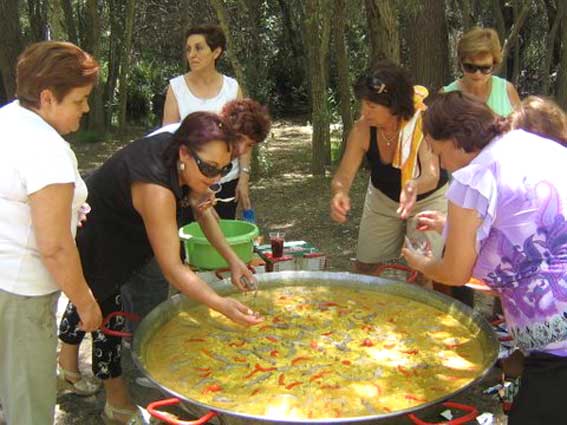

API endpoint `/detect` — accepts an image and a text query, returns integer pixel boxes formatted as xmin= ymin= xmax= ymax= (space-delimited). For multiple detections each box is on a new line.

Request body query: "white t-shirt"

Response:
xmin=0 ymin=101 xmax=87 ymax=296
xmin=169 ymin=74 xmax=240 ymax=182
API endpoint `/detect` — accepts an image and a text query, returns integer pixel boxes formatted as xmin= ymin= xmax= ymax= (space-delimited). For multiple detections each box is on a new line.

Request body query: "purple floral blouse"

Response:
xmin=447 ymin=130 xmax=567 ymax=356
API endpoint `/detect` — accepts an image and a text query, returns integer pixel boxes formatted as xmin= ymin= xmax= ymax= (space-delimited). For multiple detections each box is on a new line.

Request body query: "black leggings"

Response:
xmin=59 ymin=293 xmax=124 ymax=379
xmin=508 ymin=351 xmax=567 ymax=425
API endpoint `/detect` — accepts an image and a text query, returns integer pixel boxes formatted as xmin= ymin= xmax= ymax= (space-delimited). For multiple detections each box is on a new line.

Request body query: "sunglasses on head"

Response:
xmin=462 ymin=62 xmax=493 ymax=75
xmin=368 ymin=76 xmax=388 ymax=94
xmin=190 ymin=149 xmax=233 ymax=178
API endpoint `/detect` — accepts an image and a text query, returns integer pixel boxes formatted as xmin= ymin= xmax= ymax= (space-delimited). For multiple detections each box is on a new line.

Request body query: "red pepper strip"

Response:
xmin=374 ymin=384 xmax=382 ymax=396
xmin=285 ymin=381 xmax=302 ymax=390
xmin=402 ymin=349 xmax=419 ymax=355
xmin=229 ymin=339 xmax=246 ymax=347
xmin=272 ymin=316 xmax=283 ymax=323
xmin=383 ymin=407 xmax=392 ymax=413
xmin=405 ymin=394 xmax=427 ymax=403
xmin=233 ymin=356 xmax=247 ymax=363
xmin=278 ymin=373 xmax=285 ymax=386
xmin=319 ymin=301 xmax=339 ymax=308
xmin=186 ymin=337 xmax=206 ymax=342
xmin=201 ymin=349 xmax=215 ymax=359
xmin=244 ymin=363 xmax=277 ymax=379
xmin=341 ymin=360 xmax=351 ymax=366
xmin=199 ymin=371 xmax=212 ymax=378
xmin=333 ymin=408 xmax=342 ymax=417
xmin=309 ymin=370 xmax=331 ymax=382
xmin=384 ymin=343 xmax=396 ymax=349
xmin=446 ymin=343 xmax=463 ymax=349
xmin=259 ymin=325 xmax=272 ymax=331
xmin=321 ymin=331 xmax=334 ymax=336
xmin=397 ymin=365 xmax=412 ymax=377
xmin=194 ymin=367 xmax=211 ymax=372
xmin=270 ymin=350 xmax=279 ymax=357
xmin=291 ymin=356 xmax=311 ymax=366
xmin=338 ymin=309 xmax=350 ymax=316
xmin=202 ymin=384 xmax=222 ymax=394
xmin=251 ymin=388 xmax=261 ymax=396
xmin=361 ymin=338 xmax=374 ymax=347
xmin=310 ymin=340 xmax=318 ymax=349
xmin=265 ymin=336 xmax=278 ymax=343
xmin=361 ymin=324 xmax=373 ymax=332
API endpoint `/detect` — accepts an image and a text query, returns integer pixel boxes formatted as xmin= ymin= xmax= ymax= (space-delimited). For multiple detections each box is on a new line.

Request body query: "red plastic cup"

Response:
xmin=269 ymin=232 xmax=286 ymax=258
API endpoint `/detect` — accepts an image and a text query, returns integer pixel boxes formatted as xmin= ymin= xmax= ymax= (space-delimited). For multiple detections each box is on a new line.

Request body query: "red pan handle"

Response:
xmin=100 ymin=311 xmax=141 ymax=337
xmin=373 ymin=264 xmax=418 ymax=283
xmin=407 ymin=401 xmax=478 ymax=425
xmin=147 ymin=398 xmax=218 ymax=424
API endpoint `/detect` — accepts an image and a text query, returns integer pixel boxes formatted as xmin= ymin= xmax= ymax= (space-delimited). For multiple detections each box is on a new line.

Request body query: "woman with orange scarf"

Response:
xmin=330 ymin=62 xmax=448 ymax=275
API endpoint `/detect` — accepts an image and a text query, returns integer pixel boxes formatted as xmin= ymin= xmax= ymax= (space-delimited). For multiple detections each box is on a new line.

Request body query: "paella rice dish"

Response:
xmin=144 ymin=286 xmax=485 ymax=419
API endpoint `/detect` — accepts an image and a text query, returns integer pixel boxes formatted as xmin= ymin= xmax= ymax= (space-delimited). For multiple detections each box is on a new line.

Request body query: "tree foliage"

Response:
xmin=0 ymin=0 xmax=566 ymax=170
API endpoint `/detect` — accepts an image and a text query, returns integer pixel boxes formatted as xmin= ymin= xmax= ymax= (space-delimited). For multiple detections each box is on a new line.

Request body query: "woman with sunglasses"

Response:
xmin=57 ymin=111 xmax=263 ymax=424
xmin=330 ymin=62 xmax=448 ymax=277
xmin=442 ymin=27 xmax=520 ymax=116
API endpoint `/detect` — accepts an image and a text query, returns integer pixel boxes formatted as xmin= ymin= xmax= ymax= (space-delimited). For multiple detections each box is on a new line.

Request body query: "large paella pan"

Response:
xmin=131 ymin=271 xmax=499 ymax=424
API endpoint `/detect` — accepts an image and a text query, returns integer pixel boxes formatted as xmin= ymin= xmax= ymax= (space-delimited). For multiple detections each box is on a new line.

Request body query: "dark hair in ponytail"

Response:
xmin=423 ymin=91 xmax=508 ymax=152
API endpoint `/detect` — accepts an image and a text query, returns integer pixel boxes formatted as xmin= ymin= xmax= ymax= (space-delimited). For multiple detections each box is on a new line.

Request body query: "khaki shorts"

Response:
xmin=356 ymin=182 xmax=448 ymax=264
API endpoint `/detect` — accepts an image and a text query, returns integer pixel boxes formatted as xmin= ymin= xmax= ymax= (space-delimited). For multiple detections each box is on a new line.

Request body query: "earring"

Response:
xmin=178 ymin=161 xmax=185 ymax=171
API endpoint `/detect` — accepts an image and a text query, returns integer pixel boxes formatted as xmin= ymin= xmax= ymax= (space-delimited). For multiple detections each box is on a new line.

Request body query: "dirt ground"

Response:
xmin=5 ymin=121 xmax=509 ymax=424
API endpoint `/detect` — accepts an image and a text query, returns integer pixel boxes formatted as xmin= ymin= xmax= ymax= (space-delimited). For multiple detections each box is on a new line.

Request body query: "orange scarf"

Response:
xmin=392 ymin=85 xmax=429 ymax=188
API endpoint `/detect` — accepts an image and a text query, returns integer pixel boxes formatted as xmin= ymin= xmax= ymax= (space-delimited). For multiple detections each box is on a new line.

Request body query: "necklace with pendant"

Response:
xmin=380 ymin=128 xmax=397 ymax=147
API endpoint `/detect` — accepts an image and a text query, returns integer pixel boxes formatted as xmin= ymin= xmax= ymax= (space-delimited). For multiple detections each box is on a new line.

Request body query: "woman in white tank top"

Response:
xmin=162 ymin=24 xmax=250 ymax=219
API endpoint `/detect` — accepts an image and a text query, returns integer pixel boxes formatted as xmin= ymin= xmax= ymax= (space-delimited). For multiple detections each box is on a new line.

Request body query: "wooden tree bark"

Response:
xmin=364 ymin=0 xmax=400 ymax=65
xmin=557 ymin=9 xmax=567 ymax=109
xmin=333 ymin=0 xmax=353 ymax=154
xmin=27 ymin=0 xmax=49 ymax=41
xmin=104 ymin=0 xmax=123 ymax=128
xmin=407 ymin=0 xmax=449 ymax=91
xmin=497 ymin=2 xmax=530 ymax=75
xmin=60 ymin=0 xmax=78 ymax=44
xmin=117 ymin=0 xmax=136 ymax=133
xmin=0 ymin=0 xmax=25 ymax=101
xmin=85 ymin=0 xmax=105 ymax=134
xmin=458 ymin=0 xmax=473 ymax=29
xmin=210 ymin=0 xmax=250 ymax=96
xmin=542 ymin=1 xmax=565 ymax=95
xmin=304 ymin=0 xmax=332 ymax=175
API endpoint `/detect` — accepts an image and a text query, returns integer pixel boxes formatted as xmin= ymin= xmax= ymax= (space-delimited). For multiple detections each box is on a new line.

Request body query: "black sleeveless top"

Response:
xmin=76 ymin=132 xmax=189 ymax=301
xmin=365 ymin=127 xmax=448 ymax=202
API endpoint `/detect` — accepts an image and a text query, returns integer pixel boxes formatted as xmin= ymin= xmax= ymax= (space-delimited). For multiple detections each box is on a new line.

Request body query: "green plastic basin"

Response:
xmin=178 ymin=219 xmax=259 ymax=270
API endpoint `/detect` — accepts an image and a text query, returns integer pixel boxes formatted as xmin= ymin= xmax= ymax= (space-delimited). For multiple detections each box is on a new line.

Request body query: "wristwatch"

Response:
xmin=241 ymin=166 xmax=251 ymax=174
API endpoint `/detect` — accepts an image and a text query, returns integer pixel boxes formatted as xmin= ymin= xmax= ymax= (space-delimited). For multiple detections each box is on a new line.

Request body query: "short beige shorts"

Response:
xmin=356 ymin=181 xmax=448 ymax=264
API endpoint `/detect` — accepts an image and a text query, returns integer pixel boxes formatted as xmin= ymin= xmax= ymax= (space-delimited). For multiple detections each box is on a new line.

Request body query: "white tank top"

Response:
xmin=169 ymin=74 xmax=240 ymax=183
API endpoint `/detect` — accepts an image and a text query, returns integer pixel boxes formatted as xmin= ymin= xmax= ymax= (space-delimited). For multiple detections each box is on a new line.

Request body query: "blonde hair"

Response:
xmin=457 ymin=27 xmax=502 ymax=65
xmin=509 ymin=96 xmax=567 ymax=146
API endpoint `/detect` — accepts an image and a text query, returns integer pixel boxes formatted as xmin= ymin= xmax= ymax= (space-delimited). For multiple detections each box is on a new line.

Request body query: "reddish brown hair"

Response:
xmin=16 ymin=41 xmax=99 ymax=109
xmin=185 ymin=24 xmax=226 ymax=64
xmin=164 ymin=111 xmax=237 ymax=167
xmin=423 ymin=91 xmax=508 ymax=152
xmin=509 ymin=96 xmax=567 ymax=146
xmin=221 ymin=98 xmax=271 ymax=144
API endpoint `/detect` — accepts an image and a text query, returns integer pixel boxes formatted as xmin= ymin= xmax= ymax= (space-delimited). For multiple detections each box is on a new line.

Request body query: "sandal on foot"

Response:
xmin=101 ymin=403 xmax=138 ymax=425
xmin=57 ymin=364 xmax=101 ymax=396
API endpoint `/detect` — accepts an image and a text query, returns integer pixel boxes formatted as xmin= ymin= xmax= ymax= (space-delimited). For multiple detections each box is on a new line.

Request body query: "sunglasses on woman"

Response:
xmin=462 ymin=62 xmax=493 ymax=75
xmin=190 ymin=149 xmax=233 ymax=178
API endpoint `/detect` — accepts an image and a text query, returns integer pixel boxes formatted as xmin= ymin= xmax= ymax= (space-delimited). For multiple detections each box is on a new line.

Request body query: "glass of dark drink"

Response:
xmin=269 ymin=232 xmax=286 ymax=258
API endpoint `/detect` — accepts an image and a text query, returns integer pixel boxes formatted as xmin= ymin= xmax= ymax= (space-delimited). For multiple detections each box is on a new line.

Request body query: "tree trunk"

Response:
xmin=85 ymin=0 xmax=105 ymax=134
xmin=27 ymin=0 xmax=49 ymax=41
xmin=333 ymin=0 xmax=353 ymax=155
xmin=0 ymin=0 xmax=24 ymax=101
xmin=407 ymin=0 xmax=449 ymax=92
xmin=493 ymin=0 xmax=507 ymax=75
xmin=104 ymin=0 xmax=123 ymax=128
xmin=60 ymin=0 xmax=78 ymax=44
xmin=210 ymin=0 xmax=250 ymax=96
xmin=304 ymin=0 xmax=332 ymax=175
xmin=458 ymin=0 xmax=473 ymax=29
xmin=543 ymin=1 xmax=564 ymax=95
xmin=364 ymin=0 xmax=400 ymax=65
xmin=497 ymin=2 xmax=530 ymax=75
xmin=117 ymin=0 xmax=136 ymax=134
xmin=557 ymin=9 xmax=567 ymax=109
